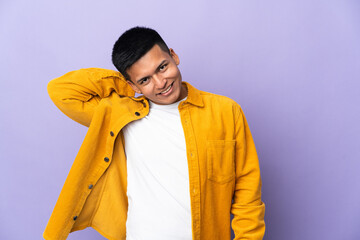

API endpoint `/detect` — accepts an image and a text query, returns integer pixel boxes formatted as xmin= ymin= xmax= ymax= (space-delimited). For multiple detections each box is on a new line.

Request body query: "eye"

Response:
xmin=159 ymin=64 xmax=168 ymax=71
xmin=139 ymin=77 xmax=149 ymax=85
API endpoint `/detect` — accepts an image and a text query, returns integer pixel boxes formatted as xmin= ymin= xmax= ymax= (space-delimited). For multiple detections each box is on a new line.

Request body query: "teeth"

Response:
xmin=161 ymin=83 xmax=172 ymax=94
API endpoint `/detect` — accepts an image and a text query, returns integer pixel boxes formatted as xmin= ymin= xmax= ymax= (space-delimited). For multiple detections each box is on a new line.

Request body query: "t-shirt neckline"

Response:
xmin=149 ymin=97 xmax=188 ymax=110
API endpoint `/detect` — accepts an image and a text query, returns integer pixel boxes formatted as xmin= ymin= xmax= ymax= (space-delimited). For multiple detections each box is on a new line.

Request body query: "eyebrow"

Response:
xmin=136 ymin=60 xmax=168 ymax=84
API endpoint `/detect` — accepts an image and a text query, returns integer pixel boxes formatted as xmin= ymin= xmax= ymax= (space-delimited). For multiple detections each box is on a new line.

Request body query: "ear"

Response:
xmin=169 ymin=48 xmax=180 ymax=65
xmin=127 ymin=80 xmax=142 ymax=94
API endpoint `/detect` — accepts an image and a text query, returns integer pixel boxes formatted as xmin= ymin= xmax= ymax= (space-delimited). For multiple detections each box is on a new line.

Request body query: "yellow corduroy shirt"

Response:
xmin=44 ymin=68 xmax=265 ymax=240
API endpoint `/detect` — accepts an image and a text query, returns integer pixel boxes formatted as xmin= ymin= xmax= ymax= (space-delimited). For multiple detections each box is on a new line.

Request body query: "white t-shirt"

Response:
xmin=122 ymin=98 xmax=192 ymax=240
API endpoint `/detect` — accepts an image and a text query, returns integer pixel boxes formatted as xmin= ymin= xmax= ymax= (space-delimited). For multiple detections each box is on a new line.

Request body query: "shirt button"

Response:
xmin=73 ymin=216 xmax=78 ymax=221
xmin=190 ymin=153 xmax=193 ymax=157
xmin=88 ymin=184 xmax=93 ymax=189
xmin=110 ymin=131 xmax=114 ymax=137
xmin=135 ymin=112 xmax=140 ymax=116
xmin=193 ymin=189 xmax=196 ymax=194
xmin=104 ymin=157 xmax=110 ymax=162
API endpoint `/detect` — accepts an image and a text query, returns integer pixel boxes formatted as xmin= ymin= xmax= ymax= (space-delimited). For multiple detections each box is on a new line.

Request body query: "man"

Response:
xmin=44 ymin=27 xmax=265 ymax=240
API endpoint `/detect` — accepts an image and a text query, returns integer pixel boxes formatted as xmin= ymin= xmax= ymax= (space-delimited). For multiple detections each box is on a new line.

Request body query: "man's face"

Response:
xmin=126 ymin=44 xmax=187 ymax=105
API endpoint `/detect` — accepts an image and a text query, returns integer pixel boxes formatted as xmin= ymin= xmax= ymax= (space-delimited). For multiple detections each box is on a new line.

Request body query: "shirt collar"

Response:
xmin=182 ymin=81 xmax=204 ymax=107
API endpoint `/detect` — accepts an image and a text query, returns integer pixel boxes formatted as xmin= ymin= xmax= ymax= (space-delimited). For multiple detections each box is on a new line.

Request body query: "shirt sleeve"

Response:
xmin=47 ymin=68 xmax=134 ymax=127
xmin=230 ymin=105 xmax=265 ymax=239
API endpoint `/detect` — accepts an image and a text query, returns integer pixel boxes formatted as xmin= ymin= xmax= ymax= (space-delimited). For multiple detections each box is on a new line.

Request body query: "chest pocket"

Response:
xmin=206 ymin=140 xmax=236 ymax=184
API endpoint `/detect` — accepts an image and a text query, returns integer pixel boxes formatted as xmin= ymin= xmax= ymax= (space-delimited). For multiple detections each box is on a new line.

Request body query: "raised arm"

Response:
xmin=231 ymin=106 xmax=265 ymax=239
xmin=47 ymin=68 xmax=134 ymax=127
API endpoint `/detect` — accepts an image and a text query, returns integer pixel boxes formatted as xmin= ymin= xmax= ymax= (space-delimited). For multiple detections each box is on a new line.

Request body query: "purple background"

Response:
xmin=1 ymin=0 xmax=359 ymax=239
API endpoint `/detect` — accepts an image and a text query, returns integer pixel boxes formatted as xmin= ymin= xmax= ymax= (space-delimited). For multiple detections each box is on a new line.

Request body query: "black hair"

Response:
xmin=112 ymin=26 xmax=170 ymax=81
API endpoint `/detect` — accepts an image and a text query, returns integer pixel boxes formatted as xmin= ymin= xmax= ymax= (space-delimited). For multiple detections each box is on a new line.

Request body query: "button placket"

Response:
xmin=182 ymin=109 xmax=201 ymax=238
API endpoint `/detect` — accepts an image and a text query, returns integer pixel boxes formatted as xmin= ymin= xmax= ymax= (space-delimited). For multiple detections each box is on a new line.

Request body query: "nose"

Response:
xmin=153 ymin=74 xmax=167 ymax=89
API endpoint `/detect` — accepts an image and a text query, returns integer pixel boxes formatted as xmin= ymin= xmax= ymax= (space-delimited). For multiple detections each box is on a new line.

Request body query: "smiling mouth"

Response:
xmin=158 ymin=82 xmax=174 ymax=95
